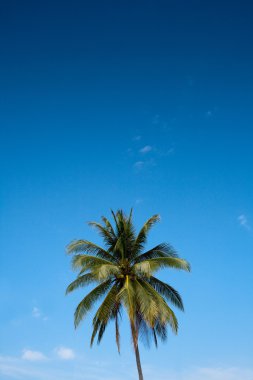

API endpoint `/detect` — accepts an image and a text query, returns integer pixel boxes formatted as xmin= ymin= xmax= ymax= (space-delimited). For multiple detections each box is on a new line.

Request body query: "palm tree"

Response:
xmin=66 ymin=210 xmax=190 ymax=380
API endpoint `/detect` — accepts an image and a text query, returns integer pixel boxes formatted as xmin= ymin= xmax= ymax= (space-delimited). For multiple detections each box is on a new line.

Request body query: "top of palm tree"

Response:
xmin=66 ymin=209 xmax=190 ymax=352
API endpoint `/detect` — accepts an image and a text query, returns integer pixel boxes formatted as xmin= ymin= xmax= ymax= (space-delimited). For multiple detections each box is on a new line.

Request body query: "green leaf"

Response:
xmin=88 ymin=222 xmax=116 ymax=247
xmin=142 ymin=257 xmax=191 ymax=273
xmin=66 ymin=273 xmax=96 ymax=294
xmin=137 ymin=280 xmax=178 ymax=333
xmin=133 ymin=215 xmax=160 ymax=256
xmin=90 ymin=284 xmax=120 ymax=346
xmin=74 ymin=280 xmax=113 ymax=328
xmin=148 ymin=276 xmax=184 ymax=311
xmin=133 ymin=243 xmax=178 ymax=264
xmin=71 ymin=255 xmax=118 ymax=271
xmin=67 ymin=240 xmax=116 ymax=263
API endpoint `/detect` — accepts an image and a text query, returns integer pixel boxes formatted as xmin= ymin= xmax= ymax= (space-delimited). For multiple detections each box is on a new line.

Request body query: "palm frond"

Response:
xmin=133 ymin=214 xmax=160 ymax=256
xmin=101 ymin=216 xmax=117 ymax=237
xmin=137 ymin=317 xmax=152 ymax=348
xmin=66 ymin=273 xmax=96 ymax=294
xmin=133 ymin=243 xmax=178 ymax=264
xmin=71 ymin=255 xmax=118 ymax=272
xmin=111 ymin=209 xmax=120 ymax=234
xmin=154 ymin=321 xmax=168 ymax=342
xmin=147 ymin=276 xmax=184 ymax=310
xmin=133 ymin=261 xmax=152 ymax=278
xmin=117 ymin=276 xmax=136 ymax=319
xmin=137 ymin=279 xmax=178 ymax=333
xmin=134 ymin=280 xmax=160 ymax=326
xmin=92 ymin=264 xmax=120 ymax=280
xmin=90 ymin=284 xmax=120 ymax=346
xmin=74 ymin=280 xmax=113 ymax=328
xmin=67 ymin=240 xmax=116 ymax=263
xmin=141 ymin=257 xmax=191 ymax=273
xmin=88 ymin=222 xmax=116 ymax=247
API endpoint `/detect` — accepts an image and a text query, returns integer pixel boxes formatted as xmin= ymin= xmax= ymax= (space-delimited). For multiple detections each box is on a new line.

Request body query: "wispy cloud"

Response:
xmin=139 ymin=145 xmax=152 ymax=154
xmin=133 ymin=161 xmax=145 ymax=171
xmin=32 ymin=307 xmax=48 ymax=321
xmin=132 ymin=135 xmax=141 ymax=141
xmin=133 ymin=159 xmax=156 ymax=172
xmin=55 ymin=347 xmax=75 ymax=360
xmin=134 ymin=198 xmax=143 ymax=205
xmin=1 ymin=355 xmax=252 ymax=380
xmin=22 ymin=350 xmax=47 ymax=362
xmin=238 ymin=214 xmax=251 ymax=230
xmin=0 ymin=354 xmax=131 ymax=380
xmin=32 ymin=307 xmax=41 ymax=318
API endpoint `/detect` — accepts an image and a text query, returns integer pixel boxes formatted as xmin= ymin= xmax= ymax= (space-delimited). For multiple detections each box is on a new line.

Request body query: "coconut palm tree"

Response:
xmin=66 ymin=210 xmax=190 ymax=380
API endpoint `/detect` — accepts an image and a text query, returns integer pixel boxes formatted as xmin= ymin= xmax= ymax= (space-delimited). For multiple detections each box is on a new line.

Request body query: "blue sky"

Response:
xmin=1 ymin=1 xmax=253 ymax=379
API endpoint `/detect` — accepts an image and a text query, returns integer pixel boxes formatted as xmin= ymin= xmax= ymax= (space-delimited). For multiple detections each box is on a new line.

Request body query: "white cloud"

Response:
xmin=133 ymin=159 xmax=156 ymax=172
xmin=22 ymin=350 xmax=47 ymax=361
xmin=238 ymin=214 xmax=251 ymax=230
xmin=1 ymin=355 xmax=253 ymax=380
xmin=133 ymin=161 xmax=144 ymax=170
xmin=133 ymin=135 xmax=141 ymax=141
xmin=139 ymin=145 xmax=152 ymax=154
xmin=55 ymin=347 xmax=75 ymax=360
xmin=32 ymin=307 xmax=41 ymax=318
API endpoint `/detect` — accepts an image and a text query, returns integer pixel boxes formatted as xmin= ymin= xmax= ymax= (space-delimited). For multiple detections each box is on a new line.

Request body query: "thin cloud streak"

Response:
xmin=32 ymin=307 xmax=41 ymax=318
xmin=1 ymin=355 xmax=252 ymax=380
xmin=238 ymin=214 xmax=251 ymax=230
xmin=139 ymin=145 xmax=152 ymax=154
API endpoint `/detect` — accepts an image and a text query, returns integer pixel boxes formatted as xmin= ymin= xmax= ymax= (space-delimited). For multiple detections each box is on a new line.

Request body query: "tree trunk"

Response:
xmin=131 ymin=322 xmax=144 ymax=380
xmin=134 ymin=342 xmax=144 ymax=380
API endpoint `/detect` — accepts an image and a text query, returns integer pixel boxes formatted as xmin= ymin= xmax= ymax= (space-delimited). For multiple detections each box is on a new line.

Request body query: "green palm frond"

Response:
xmin=101 ymin=216 xmax=117 ymax=237
xmin=134 ymin=280 xmax=160 ymax=326
xmin=74 ymin=279 xmax=113 ymax=328
xmin=141 ymin=257 xmax=191 ymax=273
xmin=90 ymin=284 xmax=120 ymax=346
xmin=154 ymin=321 xmax=168 ymax=342
xmin=113 ymin=234 xmax=125 ymax=260
xmin=111 ymin=209 xmax=121 ymax=234
xmin=133 ymin=261 xmax=152 ymax=278
xmin=147 ymin=276 xmax=184 ymax=311
xmin=137 ymin=280 xmax=178 ymax=333
xmin=117 ymin=276 xmax=136 ymax=319
xmin=67 ymin=240 xmax=116 ymax=262
xmin=92 ymin=264 xmax=121 ymax=280
xmin=137 ymin=317 xmax=153 ymax=348
xmin=71 ymin=254 xmax=118 ymax=272
xmin=88 ymin=222 xmax=116 ymax=247
xmin=133 ymin=243 xmax=178 ymax=264
xmin=133 ymin=214 xmax=160 ymax=256
xmin=66 ymin=273 xmax=96 ymax=294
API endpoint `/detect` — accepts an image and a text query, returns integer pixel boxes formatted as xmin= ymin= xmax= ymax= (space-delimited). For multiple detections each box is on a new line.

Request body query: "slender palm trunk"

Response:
xmin=134 ymin=342 xmax=144 ymax=380
xmin=131 ymin=321 xmax=144 ymax=380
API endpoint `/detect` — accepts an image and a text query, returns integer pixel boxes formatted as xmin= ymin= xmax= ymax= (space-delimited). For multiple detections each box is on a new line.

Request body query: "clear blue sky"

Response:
xmin=1 ymin=1 xmax=253 ymax=379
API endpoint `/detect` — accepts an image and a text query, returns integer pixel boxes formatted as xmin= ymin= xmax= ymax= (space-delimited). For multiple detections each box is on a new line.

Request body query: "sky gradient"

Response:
xmin=1 ymin=1 xmax=253 ymax=379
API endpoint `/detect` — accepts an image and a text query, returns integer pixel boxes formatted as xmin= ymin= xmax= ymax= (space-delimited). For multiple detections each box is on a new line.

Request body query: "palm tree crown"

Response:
xmin=66 ymin=210 xmax=190 ymax=380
